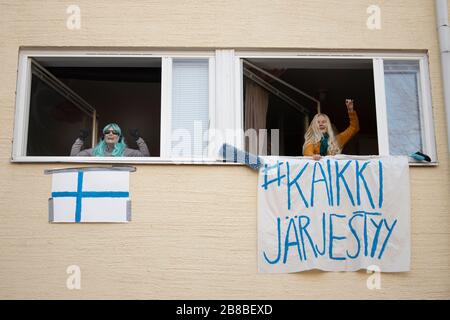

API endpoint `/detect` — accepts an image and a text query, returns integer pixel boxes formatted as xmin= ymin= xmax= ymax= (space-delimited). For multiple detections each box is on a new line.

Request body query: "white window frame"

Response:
xmin=11 ymin=49 xmax=231 ymax=164
xmin=12 ymin=50 xmax=438 ymax=166
xmin=235 ymin=51 xmax=438 ymax=166
xmin=160 ymin=56 xmax=216 ymax=160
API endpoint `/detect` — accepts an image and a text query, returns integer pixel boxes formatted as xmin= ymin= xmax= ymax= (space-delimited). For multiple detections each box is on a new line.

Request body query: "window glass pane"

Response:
xmin=384 ymin=60 xmax=422 ymax=155
xmin=171 ymin=59 xmax=209 ymax=158
xmin=27 ymin=73 xmax=92 ymax=156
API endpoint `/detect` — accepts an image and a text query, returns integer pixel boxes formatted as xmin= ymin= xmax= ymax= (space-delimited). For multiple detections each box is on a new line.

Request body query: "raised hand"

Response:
xmin=345 ymin=99 xmax=354 ymax=112
xmin=129 ymin=128 xmax=140 ymax=141
xmin=78 ymin=129 xmax=89 ymax=141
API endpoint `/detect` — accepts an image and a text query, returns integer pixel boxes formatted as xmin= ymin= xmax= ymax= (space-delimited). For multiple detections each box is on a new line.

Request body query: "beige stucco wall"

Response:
xmin=0 ymin=0 xmax=449 ymax=299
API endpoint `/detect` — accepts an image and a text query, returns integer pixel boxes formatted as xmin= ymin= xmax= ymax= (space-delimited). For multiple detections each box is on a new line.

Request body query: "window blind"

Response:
xmin=171 ymin=59 xmax=209 ymax=158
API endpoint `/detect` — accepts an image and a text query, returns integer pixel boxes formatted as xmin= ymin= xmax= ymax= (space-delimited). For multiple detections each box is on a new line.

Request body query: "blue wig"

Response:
xmin=93 ymin=123 xmax=127 ymax=157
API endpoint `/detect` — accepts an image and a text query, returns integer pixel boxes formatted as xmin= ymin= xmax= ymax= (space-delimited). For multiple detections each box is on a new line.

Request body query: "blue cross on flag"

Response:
xmin=47 ymin=167 xmax=134 ymax=223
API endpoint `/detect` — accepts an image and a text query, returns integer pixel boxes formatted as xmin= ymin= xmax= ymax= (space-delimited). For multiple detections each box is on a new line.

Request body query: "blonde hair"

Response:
xmin=303 ymin=113 xmax=341 ymax=155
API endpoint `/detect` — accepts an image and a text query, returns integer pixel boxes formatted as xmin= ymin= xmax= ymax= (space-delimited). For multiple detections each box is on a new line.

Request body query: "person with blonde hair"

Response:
xmin=303 ymin=99 xmax=359 ymax=160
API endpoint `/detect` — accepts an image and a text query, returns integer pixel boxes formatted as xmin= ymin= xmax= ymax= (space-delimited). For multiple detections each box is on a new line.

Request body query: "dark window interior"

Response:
xmin=27 ymin=61 xmax=161 ymax=156
xmin=243 ymin=59 xmax=378 ymax=156
xmin=27 ymin=73 xmax=92 ymax=156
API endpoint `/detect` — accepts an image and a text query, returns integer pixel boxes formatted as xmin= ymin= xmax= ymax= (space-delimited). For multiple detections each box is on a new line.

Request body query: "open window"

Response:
xmin=25 ymin=56 xmax=161 ymax=157
xmin=13 ymin=51 xmax=215 ymax=162
xmin=13 ymin=50 xmax=436 ymax=164
xmin=240 ymin=55 xmax=436 ymax=164
xmin=28 ymin=60 xmax=98 ymax=156
xmin=243 ymin=58 xmax=377 ymax=156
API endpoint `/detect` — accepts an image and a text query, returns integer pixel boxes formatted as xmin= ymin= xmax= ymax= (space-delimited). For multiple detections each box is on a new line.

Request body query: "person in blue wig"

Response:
xmin=70 ymin=123 xmax=150 ymax=157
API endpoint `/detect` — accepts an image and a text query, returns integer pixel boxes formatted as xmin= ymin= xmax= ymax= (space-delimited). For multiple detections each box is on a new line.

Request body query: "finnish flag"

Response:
xmin=47 ymin=167 xmax=134 ymax=223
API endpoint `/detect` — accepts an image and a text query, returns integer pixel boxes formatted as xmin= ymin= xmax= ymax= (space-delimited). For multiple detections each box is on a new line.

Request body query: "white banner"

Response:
xmin=258 ymin=156 xmax=410 ymax=273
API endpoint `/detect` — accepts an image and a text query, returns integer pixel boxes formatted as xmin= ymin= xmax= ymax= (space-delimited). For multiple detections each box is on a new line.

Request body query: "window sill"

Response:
xmin=408 ymin=161 xmax=439 ymax=167
xmin=10 ymin=156 xmax=244 ymax=166
xmin=10 ymin=155 xmax=438 ymax=167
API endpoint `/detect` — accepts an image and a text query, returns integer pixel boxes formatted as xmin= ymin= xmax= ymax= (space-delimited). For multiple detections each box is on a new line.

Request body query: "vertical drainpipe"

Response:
xmin=435 ymin=0 xmax=450 ymax=153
